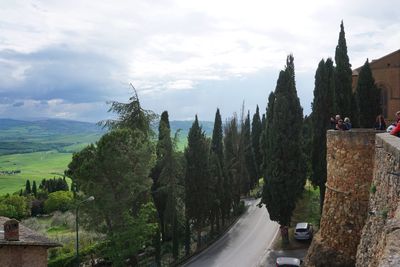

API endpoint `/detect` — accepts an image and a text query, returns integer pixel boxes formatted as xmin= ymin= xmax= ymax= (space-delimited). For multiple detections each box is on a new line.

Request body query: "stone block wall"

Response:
xmin=304 ymin=129 xmax=376 ymax=267
xmin=356 ymin=133 xmax=400 ymax=267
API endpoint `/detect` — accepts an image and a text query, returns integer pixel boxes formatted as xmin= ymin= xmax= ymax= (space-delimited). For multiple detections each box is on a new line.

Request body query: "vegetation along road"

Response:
xmin=183 ymin=198 xmax=278 ymax=267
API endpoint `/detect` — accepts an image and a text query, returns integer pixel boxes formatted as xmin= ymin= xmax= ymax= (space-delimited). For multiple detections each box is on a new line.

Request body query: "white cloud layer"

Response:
xmin=0 ymin=0 xmax=399 ymax=121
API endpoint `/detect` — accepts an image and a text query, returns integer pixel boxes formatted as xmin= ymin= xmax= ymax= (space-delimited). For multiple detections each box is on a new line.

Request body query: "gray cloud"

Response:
xmin=0 ymin=46 xmax=125 ymax=103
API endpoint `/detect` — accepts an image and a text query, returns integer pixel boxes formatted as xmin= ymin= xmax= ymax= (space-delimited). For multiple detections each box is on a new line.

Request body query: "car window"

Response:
xmin=296 ymin=228 xmax=307 ymax=232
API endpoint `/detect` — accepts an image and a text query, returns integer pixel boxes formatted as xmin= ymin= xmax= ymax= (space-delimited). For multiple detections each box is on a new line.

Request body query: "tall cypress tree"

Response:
xmin=185 ymin=115 xmax=211 ymax=250
xmin=355 ymin=59 xmax=381 ymax=128
xmin=311 ymin=58 xmax=336 ymax=213
xmin=261 ymin=55 xmax=306 ymax=243
xmin=32 ymin=181 xmax=37 ymax=197
xmin=210 ymin=109 xmax=224 ymax=232
xmin=251 ymin=106 xmax=262 ymax=182
xmin=224 ymin=117 xmax=239 ymax=212
xmin=25 ymin=180 xmax=31 ymax=195
xmin=151 ymin=111 xmax=170 ymax=239
xmin=334 ymin=21 xmax=352 ymax=117
xmin=261 ymin=92 xmax=275 ymax=178
xmin=244 ymin=112 xmax=258 ymax=189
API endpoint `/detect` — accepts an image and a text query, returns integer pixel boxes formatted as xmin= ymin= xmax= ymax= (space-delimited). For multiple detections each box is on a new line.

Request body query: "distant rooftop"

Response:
xmin=0 ymin=217 xmax=60 ymax=247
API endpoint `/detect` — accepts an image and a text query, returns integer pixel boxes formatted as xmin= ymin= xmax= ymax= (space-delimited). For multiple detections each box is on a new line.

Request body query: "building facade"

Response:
xmin=0 ymin=217 xmax=60 ymax=267
xmin=352 ymin=49 xmax=400 ymax=121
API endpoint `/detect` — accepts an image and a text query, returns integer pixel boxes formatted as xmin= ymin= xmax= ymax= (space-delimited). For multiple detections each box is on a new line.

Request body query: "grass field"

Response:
xmin=0 ymin=151 xmax=73 ymax=195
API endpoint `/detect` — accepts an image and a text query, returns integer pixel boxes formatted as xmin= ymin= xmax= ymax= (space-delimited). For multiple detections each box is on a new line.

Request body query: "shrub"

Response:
xmin=44 ymin=191 xmax=74 ymax=213
xmin=31 ymin=199 xmax=45 ymax=216
xmin=0 ymin=195 xmax=30 ymax=220
xmin=234 ymin=200 xmax=246 ymax=216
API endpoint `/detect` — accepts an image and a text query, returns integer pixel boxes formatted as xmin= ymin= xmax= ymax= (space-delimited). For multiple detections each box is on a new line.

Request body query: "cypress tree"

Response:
xmin=261 ymin=92 xmax=275 ymax=177
xmin=151 ymin=111 xmax=170 ymax=239
xmin=25 ymin=180 xmax=31 ymax=195
xmin=32 ymin=181 xmax=37 ymax=197
xmin=334 ymin=21 xmax=353 ymax=117
xmin=224 ymin=116 xmax=240 ymax=211
xmin=210 ymin=109 xmax=224 ymax=233
xmin=355 ymin=59 xmax=381 ymax=127
xmin=261 ymin=55 xmax=306 ymax=243
xmin=185 ymin=115 xmax=211 ymax=250
xmin=251 ymin=105 xmax=262 ymax=182
xmin=244 ymin=112 xmax=258 ymax=189
xmin=311 ymin=58 xmax=336 ymax=212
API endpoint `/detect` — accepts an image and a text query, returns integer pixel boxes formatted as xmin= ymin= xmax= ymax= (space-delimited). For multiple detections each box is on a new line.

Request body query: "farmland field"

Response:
xmin=0 ymin=118 xmax=212 ymax=195
xmin=0 ymin=151 xmax=73 ymax=195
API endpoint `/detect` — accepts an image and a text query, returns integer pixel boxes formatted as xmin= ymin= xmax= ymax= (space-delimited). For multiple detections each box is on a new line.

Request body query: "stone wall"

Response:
xmin=0 ymin=246 xmax=48 ymax=267
xmin=356 ymin=133 xmax=400 ymax=266
xmin=304 ymin=129 xmax=377 ymax=267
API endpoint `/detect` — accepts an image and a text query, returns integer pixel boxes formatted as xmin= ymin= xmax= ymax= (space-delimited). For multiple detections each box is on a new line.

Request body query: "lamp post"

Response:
xmin=76 ymin=196 xmax=94 ymax=267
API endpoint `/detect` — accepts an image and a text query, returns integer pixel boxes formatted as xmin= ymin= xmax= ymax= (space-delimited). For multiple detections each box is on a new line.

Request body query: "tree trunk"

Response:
xmin=197 ymin=228 xmax=202 ymax=250
xmin=216 ymin=206 xmax=220 ymax=233
xmin=210 ymin=210 xmax=215 ymax=237
xmin=280 ymin=225 xmax=289 ymax=245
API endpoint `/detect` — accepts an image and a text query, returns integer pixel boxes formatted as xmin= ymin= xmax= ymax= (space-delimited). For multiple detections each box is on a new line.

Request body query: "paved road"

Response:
xmin=182 ymin=199 xmax=279 ymax=267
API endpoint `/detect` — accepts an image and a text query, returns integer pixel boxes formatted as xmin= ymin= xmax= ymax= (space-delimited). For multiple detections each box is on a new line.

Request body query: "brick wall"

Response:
xmin=0 ymin=246 xmax=48 ymax=267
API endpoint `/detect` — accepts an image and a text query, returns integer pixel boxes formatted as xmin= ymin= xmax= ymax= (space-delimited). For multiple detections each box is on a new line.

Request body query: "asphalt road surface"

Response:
xmin=182 ymin=199 xmax=279 ymax=267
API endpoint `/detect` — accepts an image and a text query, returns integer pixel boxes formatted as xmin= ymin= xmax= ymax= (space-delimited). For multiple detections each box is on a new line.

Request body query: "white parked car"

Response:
xmin=276 ymin=257 xmax=302 ymax=267
xmin=294 ymin=222 xmax=313 ymax=240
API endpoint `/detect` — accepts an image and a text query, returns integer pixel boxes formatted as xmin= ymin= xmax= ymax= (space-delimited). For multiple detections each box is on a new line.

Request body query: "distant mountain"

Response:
xmin=0 ymin=119 xmax=104 ymax=155
xmin=0 ymin=118 xmax=214 ymax=155
xmin=0 ymin=118 xmax=103 ymax=135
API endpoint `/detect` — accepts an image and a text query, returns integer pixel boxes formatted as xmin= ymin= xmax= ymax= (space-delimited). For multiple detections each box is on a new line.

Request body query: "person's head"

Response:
xmin=338 ymin=119 xmax=343 ymax=125
xmin=335 ymin=114 xmax=341 ymax=121
xmin=396 ymin=111 xmax=400 ymax=119
xmin=344 ymin=117 xmax=350 ymax=123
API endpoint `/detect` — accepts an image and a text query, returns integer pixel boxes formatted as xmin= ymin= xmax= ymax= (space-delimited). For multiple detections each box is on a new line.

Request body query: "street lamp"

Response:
xmin=76 ymin=196 xmax=94 ymax=267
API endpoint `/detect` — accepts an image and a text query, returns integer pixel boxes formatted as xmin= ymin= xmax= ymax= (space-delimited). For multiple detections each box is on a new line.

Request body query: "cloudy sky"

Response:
xmin=0 ymin=0 xmax=399 ymax=122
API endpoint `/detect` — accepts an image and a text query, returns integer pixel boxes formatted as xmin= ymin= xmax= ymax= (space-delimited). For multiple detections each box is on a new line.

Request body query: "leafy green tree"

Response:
xmin=355 ymin=59 xmax=381 ymax=127
xmin=44 ymin=191 xmax=74 ymax=213
xmin=98 ymin=84 xmax=157 ymax=136
xmin=0 ymin=195 xmax=30 ymax=220
xmin=67 ymin=129 xmax=156 ymax=265
xmin=251 ymin=105 xmax=262 ymax=182
xmin=311 ymin=58 xmax=336 ymax=212
xmin=185 ymin=115 xmax=211 ymax=250
xmin=25 ymin=180 xmax=31 ymax=195
xmin=334 ymin=21 xmax=353 ymax=117
xmin=261 ymin=55 xmax=306 ymax=243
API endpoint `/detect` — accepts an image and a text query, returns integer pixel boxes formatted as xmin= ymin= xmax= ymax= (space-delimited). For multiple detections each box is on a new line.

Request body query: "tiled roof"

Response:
xmin=0 ymin=217 xmax=60 ymax=248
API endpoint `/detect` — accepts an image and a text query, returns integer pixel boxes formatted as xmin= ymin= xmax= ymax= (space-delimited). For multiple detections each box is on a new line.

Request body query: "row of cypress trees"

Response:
xmin=311 ymin=21 xmax=382 ymax=211
xmin=151 ymin=106 xmax=265 ymax=259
